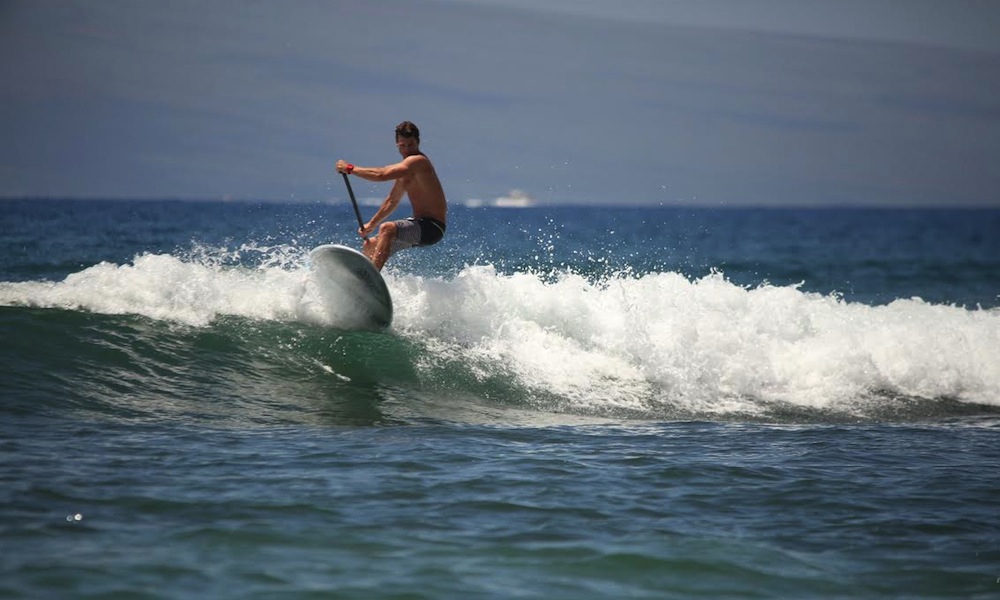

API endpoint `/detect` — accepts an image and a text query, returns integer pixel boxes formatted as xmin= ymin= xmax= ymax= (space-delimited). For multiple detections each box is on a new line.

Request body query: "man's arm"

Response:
xmin=337 ymin=156 xmax=422 ymax=182
xmin=359 ymin=179 xmax=406 ymax=237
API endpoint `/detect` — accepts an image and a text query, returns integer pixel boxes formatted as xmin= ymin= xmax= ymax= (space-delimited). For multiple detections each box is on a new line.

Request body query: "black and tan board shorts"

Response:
xmin=388 ymin=217 xmax=446 ymax=256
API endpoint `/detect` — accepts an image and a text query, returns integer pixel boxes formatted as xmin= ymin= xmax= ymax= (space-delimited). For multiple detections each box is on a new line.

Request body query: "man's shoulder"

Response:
xmin=402 ymin=153 xmax=433 ymax=172
xmin=404 ymin=152 xmax=432 ymax=164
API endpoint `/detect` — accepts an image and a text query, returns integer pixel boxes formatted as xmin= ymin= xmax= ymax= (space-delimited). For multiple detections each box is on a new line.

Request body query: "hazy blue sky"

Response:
xmin=2 ymin=0 xmax=999 ymax=206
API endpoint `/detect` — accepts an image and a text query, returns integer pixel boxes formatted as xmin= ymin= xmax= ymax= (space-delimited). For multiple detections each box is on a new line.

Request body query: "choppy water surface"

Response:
xmin=2 ymin=200 xmax=998 ymax=598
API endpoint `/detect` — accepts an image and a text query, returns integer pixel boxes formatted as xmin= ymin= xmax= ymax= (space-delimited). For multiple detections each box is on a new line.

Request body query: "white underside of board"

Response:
xmin=309 ymin=244 xmax=392 ymax=330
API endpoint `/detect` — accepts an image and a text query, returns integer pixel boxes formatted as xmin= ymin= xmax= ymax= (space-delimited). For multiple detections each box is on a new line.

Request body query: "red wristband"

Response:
xmin=345 ymin=163 xmax=355 ymax=174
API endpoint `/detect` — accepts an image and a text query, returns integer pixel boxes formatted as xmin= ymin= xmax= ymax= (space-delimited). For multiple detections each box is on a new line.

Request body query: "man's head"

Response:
xmin=395 ymin=121 xmax=420 ymax=156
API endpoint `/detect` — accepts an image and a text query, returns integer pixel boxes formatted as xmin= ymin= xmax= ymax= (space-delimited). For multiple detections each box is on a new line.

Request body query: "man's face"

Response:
xmin=396 ymin=136 xmax=419 ymax=157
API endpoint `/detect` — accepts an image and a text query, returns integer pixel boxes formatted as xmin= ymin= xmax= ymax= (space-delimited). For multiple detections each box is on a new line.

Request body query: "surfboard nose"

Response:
xmin=309 ymin=244 xmax=393 ymax=331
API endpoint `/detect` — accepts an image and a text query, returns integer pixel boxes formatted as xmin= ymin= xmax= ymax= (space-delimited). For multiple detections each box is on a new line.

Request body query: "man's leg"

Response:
xmin=370 ymin=221 xmax=398 ymax=271
xmin=361 ymin=237 xmax=377 ymax=261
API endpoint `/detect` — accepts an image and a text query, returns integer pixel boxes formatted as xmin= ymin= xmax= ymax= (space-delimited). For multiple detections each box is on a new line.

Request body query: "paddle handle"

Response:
xmin=342 ymin=172 xmax=364 ymax=231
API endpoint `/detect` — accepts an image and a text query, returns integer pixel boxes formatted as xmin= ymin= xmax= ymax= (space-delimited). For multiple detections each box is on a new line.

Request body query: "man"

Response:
xmin=335 ymin=121 xmax=447 ymax=271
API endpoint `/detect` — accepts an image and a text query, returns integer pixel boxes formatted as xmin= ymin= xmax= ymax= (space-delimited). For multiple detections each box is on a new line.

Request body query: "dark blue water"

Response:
xmin=2 ymin=199 xmax=999 ymax=598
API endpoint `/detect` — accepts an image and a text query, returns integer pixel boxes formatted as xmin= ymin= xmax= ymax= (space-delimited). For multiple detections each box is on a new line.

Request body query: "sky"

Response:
xmin=2 ymin=0 xmax=999 ymax=207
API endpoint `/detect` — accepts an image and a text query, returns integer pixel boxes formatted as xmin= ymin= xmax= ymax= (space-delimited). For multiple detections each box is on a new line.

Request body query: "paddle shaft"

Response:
xmin=342 ymin=173 xmax=364 ymax=231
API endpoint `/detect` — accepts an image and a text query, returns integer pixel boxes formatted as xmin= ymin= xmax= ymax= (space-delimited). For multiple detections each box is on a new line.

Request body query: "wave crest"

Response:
xmin=2 ymin=249 xmax=998 ymax=417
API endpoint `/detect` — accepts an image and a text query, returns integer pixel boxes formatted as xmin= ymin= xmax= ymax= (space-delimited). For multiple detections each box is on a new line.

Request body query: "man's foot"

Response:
xmin=361 ymin=237 xmax=376 ymax=261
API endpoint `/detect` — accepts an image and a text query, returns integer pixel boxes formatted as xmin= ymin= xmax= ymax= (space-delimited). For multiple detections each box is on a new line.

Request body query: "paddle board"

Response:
xmin=309 ymin=244 xmax=392 ymax=330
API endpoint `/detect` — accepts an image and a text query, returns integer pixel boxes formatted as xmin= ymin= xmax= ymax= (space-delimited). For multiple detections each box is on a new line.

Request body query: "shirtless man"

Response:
xmin=335 ymin=121 xmax=447 ymax=271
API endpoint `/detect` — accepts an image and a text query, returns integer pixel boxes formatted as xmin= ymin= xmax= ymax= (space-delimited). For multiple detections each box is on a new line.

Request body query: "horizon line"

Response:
xmin=1 ymin=196 xmax=997 ymax=210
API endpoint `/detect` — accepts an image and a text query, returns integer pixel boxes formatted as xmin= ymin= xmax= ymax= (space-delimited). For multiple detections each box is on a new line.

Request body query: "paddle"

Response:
xmin=342 ymin=172 xmax=364 ymax=231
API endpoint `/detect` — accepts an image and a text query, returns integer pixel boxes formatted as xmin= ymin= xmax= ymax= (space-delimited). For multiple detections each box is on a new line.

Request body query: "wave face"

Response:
xmin=2 ymin=240 xmax=997 ymax=425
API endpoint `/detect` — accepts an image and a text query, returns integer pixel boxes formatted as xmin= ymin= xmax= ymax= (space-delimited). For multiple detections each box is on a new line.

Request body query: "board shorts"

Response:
xmin=388 ymin=217 xmax=446 ymax=256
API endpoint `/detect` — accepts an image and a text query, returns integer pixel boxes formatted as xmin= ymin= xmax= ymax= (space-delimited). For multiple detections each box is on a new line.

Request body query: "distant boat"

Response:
xmin=461 ymin=189 xmax=537 ymax=208
xmin=493 ymin=189 xmax=535 ymax=208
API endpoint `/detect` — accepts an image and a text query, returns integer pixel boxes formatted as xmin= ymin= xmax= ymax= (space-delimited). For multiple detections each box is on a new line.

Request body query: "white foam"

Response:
xmin=390 ymin=265 xmax=1000 ymax=413
xmin=0 ymin=249 xmax=312 ymax=327
xmin=2 ymin=250 xmax=998 ymax=413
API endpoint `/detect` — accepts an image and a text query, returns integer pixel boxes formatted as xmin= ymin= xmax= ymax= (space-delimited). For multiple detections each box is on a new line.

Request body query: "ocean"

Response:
xmin=1 ymin=199 xmax=999 ymax=599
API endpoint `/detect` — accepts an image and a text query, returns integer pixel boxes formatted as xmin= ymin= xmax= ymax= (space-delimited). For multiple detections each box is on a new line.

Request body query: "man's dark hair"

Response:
xmin=395 ymin=121 xmax=420 ymax=141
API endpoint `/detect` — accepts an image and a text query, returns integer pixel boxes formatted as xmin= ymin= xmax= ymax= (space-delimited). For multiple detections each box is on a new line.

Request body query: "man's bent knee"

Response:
xmin=379 ymin=221 xmax=398 ymax=239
